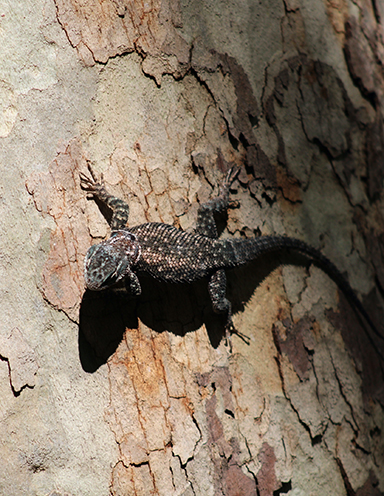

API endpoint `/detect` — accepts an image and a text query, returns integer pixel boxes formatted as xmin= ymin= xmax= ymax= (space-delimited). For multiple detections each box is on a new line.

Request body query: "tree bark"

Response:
xmin=0 ymin=0 xmax=383 ymax=495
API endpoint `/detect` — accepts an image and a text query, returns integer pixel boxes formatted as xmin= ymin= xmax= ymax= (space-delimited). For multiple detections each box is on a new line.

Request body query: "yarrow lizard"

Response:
xmin=80 ymin=166 xmax=383 ymax=350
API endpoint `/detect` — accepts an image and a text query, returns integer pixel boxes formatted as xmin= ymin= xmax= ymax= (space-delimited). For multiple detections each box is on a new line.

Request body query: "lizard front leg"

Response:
xmin=125 ymin=270 xmax=142 ymax=296
xmin=80 ymin=164 xmax=130 ymax=230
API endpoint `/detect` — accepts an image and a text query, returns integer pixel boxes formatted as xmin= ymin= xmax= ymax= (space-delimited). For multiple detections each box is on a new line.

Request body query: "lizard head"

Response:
xmin=84 ymin=230 xmax=141 ymax=291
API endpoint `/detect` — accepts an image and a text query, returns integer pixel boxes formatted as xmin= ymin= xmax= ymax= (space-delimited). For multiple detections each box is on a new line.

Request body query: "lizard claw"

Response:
xmin=218 ymin=166 xmax=241 ymax=202
xmin=80 ymin=163 xmax=105 ymax=195
xmin=224 ymin=322 xmax=251 ymax=352
xmin=224 ymin=166 xmax=241 ymax=188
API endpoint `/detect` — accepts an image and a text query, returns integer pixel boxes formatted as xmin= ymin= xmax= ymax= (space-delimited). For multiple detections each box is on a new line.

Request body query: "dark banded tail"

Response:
xmin=220 ymin=235 xmax=383 ymax=347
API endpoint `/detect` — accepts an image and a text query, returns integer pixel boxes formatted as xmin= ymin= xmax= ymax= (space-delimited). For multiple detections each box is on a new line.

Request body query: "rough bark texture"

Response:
xmin=1 ymin=0 xmax=384 ymax=495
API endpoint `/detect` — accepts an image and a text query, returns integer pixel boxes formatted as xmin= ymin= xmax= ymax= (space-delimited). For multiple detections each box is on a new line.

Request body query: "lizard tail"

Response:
xmin=221 ymin=236 xmax=384 ymax=345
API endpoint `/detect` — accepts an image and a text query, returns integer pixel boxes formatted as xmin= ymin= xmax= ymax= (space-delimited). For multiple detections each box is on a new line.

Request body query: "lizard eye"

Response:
xmin=111 ymin=230 xmax=136 ymax=242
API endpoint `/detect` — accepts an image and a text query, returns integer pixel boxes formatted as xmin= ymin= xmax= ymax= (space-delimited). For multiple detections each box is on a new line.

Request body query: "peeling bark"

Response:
xmin=1 ymin=0 xmax=384 ymax=495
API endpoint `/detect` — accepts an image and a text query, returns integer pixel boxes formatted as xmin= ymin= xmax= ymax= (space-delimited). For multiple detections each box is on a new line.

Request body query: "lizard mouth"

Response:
xmin=84 ymin=258 xmax=131 ymax=291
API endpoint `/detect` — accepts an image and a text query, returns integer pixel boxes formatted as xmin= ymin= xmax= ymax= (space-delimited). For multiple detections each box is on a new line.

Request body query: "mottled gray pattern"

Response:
xmin=80 ymin=167 xmax=382 ymax=347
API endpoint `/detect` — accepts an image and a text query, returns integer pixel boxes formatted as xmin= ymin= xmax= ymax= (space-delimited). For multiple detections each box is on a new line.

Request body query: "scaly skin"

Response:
xmin=80 ymin=166 xmax=383 ymax=351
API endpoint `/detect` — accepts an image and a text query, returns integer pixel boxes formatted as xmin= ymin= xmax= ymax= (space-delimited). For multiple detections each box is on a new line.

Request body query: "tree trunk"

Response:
xmin=1 ymin=0 xmax=383 ymax=494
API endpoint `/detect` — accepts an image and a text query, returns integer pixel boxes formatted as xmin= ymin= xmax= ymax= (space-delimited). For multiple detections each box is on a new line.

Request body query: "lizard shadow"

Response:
xmin=78 ymin=250 xmax=313 ymax=372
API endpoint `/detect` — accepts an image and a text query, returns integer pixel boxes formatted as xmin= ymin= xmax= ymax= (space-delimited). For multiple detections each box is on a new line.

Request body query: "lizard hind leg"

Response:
xmin=208 ymin=269 xmax=250 ymax=350
xmin=195 ymin=167 xmax=240 ymax=238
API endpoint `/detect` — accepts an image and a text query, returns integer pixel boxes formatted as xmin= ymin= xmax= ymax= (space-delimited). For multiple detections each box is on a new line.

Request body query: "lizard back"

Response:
xmin=130 ymin=223 xmax=219 ymax=283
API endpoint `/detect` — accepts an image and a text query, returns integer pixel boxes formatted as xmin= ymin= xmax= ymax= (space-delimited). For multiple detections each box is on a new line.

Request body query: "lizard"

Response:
xmin=80 ymin=165 xmax=383 ymax=351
